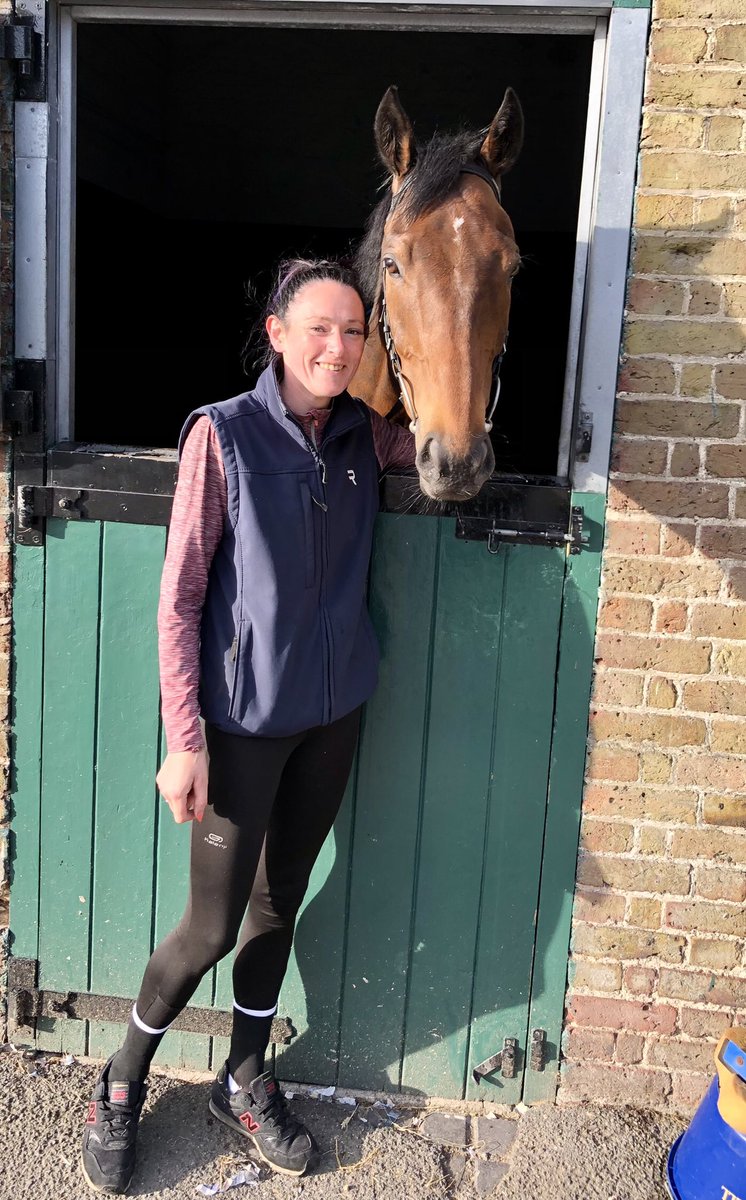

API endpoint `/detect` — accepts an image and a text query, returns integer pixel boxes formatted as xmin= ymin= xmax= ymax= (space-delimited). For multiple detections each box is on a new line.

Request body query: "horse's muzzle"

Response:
xmin=415 ymin=433 xmax=495 ymax=502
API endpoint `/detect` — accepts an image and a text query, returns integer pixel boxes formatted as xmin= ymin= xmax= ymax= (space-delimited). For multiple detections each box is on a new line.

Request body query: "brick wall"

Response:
xmin=560 ymin=0 xmax=746 ymax=1113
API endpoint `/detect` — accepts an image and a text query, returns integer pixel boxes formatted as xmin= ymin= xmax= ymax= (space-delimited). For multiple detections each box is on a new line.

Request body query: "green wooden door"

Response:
xmin=10 ymin=496 xmax=601 ymax=1101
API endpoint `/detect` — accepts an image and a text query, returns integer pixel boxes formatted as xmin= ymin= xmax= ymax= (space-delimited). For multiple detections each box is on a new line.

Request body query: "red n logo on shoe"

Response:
xmin=239 ymin=1111 xmax=260 ymax=1134
xmin=86 ymin=1103 xmax=97 ymax=1125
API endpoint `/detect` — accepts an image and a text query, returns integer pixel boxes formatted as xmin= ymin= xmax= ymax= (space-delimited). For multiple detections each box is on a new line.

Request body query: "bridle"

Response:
xmin=379 ymin=160 xmax=508 ymax=436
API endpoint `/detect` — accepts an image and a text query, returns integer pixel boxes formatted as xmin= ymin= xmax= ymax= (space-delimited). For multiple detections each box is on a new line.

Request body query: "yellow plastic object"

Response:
xmin=716 ymin=1028 xmax=746 ymax=1136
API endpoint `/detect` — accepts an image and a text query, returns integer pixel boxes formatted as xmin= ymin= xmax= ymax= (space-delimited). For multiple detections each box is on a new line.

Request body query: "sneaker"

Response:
xmin=81 ymin=1055 xmax=147 ymax=1194
xmin=209 ymin=1064 xmax=316 ymax=1176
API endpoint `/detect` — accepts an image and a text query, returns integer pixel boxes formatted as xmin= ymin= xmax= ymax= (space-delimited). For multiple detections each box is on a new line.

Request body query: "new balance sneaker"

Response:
xmin=81 ymin=1056 xmax=147 ymax=1194
xmin=209 ymin=1064 xmax=316 ymax=1176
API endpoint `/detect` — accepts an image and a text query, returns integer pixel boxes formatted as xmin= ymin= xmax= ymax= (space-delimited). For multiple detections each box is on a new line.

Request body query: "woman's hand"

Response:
xmin=156 ymin=750 xmax=209 ymax=824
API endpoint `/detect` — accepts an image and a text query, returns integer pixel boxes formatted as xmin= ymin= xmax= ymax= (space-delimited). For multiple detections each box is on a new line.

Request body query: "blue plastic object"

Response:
xmin=667 ymin=1074 xmax=746 ymax=1200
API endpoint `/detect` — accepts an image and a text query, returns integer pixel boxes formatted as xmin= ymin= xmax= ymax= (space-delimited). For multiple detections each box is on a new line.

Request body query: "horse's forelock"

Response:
xmin=355 ymin=129 xmax=488 ymax=306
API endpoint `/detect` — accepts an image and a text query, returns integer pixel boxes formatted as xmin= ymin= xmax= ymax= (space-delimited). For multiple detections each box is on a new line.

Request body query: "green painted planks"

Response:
xmin=400 ymin=529 xmax=510 ymax=1098
xmin=338 ymin=514 xmax=440 ymax=1093
xmin=10 ymin=544 xmax=46 ymax=963
xmin=87 ymin=524 xmax=166 ymax=1061
xmin=465 ymin=546 xmax=565 ymax=1103
xmin=38 ymin=520 xmax=102 ymax=992
xmin=522 ymin=493 xmax=605 ymax=1104
xmin=89 ymin=523 xmax=165 ymax=995
xmin=275 ymin=770 xmax=355 ymax=1086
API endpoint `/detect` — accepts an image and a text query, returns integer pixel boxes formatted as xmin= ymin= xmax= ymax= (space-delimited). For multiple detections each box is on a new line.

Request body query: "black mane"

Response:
xmin=355 ymin=128 xmax=485 ymax=305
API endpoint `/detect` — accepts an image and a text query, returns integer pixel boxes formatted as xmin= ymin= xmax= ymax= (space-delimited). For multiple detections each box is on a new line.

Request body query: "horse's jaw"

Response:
xmin=353 ymin=329 xmax=400 ymax=418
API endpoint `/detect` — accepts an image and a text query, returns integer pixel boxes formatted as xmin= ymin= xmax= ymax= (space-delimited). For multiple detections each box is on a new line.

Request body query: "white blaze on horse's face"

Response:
xmin=382 ymin=175 xmax=520 ymax=502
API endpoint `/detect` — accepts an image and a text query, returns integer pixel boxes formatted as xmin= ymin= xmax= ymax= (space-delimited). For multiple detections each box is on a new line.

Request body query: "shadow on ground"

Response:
xmin=2 ymin=1049 xmax=688 ymax=1200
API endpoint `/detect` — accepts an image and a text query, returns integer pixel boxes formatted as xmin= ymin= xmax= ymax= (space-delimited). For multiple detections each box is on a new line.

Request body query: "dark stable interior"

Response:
xmin=75 ymin=24 xmax=592 ymax=476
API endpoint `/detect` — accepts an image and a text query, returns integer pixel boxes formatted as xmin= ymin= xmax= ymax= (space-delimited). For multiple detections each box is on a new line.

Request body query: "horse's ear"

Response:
xmin=480 ymin=87 xmax=524 ymax=179
xmin=375 ymin=86 xmax=417 ymax=185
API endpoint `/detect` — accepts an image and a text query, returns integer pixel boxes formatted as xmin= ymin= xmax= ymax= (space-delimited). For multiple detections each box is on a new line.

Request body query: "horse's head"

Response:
xmin=358 ymin=87 xmax=523 ymax=502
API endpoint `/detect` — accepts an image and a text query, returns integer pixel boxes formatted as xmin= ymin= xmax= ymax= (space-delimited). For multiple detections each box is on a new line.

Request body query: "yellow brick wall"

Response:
xmin=561 ymin=0 xmax=746 ymax=1112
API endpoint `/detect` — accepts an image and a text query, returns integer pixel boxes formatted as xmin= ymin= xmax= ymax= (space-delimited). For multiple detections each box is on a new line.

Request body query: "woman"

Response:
xmin=81 ymin=259 xmax=415 ymax=1194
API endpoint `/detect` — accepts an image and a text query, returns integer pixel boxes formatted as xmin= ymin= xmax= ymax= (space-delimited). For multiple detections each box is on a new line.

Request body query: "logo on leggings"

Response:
xmin=347 ymin=469 xmax=357 ymax=485
xmin=205 ymin=833 xmax=226 ymax=849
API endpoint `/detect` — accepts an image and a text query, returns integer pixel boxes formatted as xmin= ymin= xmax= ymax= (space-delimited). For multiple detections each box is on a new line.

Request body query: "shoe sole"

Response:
xmin=208 ymin=1098 xmax=309 ymax=1177
xmin=80 ymin=1151 xmax=129 ymax=1195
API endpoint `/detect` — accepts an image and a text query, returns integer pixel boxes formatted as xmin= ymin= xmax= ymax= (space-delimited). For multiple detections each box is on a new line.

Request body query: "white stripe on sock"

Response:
xmin=131 ymin=1004 xmax=173 ymax=1036
xmin=227 ymin=1072 xmax=241 ymax=1095
xmin=232 ymin=1000 xmax=278 ymax=1018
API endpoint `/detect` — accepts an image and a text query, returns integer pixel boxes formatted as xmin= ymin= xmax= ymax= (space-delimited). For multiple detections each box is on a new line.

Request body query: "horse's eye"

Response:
xmin=383 ymin=256 xmax=400 ymax=277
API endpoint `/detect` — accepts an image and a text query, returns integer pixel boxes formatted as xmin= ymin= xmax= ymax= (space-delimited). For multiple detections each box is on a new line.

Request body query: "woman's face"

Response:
xmin=266 ymin=280 xmax=366 ymax=409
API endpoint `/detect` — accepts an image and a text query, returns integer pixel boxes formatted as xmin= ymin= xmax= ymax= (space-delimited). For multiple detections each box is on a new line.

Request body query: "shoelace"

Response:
xmin=256 ymin=1091 xmax=303 ymax=1144
xmin=99 ymin=1101 xmax=137 ymax=1141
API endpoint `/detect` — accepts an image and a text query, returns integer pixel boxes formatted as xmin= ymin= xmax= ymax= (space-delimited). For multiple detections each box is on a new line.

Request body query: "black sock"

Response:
xmin=228 ymin=1005 xmax=275 ymax=1089
xmin=108 ymin=1007 xmax=172 ymax=1085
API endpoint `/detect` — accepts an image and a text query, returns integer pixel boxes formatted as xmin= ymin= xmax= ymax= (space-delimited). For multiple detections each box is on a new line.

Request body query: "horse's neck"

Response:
xmin=353 ymin=318 xmax=399 ymax=418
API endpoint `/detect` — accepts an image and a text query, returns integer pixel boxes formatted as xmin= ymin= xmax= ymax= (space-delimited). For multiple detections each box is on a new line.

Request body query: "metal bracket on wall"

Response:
xmin=0 ymin=15 xmax=44 ymax=100
xmin=574 ymin=408 xmax=594 ymax=463
xmin=529 ymin=1028 xmax=547 ymax=1072
xmin=7 ymin=360 xmax=46 ymax=547
xmin=8 ymin=958 xmax=295 ymax=1045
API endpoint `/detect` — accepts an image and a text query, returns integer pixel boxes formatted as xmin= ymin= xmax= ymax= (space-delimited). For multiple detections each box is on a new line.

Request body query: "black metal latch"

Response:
xmin=472 ymin=1037 xmax=518 ymax=1084
xmin=457 ymin=506 xmax=586 ymax=555
xmin=8 ymin=957 xmax=294 ymax=1045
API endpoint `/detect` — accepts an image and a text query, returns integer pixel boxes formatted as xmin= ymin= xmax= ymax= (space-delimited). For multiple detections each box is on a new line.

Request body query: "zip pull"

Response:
xmin=321 ymin=458 xmax=327 ymax=486
xmin=230 ymin=636 xmax=238 ymax=662
xmin=312 ymin=494 xmax=328 ymax=513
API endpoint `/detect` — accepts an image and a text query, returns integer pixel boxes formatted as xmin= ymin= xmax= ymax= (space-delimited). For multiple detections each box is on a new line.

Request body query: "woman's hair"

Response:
xmin=251 ymin=257 xmax=366 ymax=369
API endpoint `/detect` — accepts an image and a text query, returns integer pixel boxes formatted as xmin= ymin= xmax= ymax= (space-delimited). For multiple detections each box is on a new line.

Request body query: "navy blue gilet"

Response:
xmin=178 ymin=364 xmax=380 ymax=738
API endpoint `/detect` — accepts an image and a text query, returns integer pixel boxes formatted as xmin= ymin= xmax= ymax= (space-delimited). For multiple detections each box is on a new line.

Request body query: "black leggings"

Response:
xmin=134 ymin=707 xmax=361 ymax=1030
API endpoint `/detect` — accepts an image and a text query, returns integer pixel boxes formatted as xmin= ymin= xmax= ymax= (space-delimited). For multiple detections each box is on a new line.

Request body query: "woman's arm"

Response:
xmin=156 ymin=416 xmax=227 ymax=822
xmin=366 ymin=406 xmax=417 ymax=471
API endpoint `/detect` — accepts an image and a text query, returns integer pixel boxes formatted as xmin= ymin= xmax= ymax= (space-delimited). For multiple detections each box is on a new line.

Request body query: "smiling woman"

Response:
xmin=80 ymin=257 xmax=417 ymax=1193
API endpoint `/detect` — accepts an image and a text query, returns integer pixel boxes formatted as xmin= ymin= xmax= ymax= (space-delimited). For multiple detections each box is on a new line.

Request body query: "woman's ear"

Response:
xmin=266 ymin=314 xmax=285 ymax=354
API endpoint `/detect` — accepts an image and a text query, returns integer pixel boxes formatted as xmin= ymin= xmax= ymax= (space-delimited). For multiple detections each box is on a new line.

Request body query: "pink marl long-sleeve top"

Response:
xmin=158 ymin=405 xmax=416 ymax=753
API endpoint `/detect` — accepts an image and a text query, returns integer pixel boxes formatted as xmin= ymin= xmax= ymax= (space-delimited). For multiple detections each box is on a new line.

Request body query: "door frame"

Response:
xmin=16 ymin=0 xmax=649 ymax=493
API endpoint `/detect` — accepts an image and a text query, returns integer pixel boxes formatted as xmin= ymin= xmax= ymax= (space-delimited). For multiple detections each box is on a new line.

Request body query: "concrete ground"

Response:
xmin=0 ymin=1046 xmax=687 ymax=1200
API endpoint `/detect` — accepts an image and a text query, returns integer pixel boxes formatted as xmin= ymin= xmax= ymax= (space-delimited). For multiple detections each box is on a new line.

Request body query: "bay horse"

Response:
xmin=354 ymin=86 xmax=524 ymax=502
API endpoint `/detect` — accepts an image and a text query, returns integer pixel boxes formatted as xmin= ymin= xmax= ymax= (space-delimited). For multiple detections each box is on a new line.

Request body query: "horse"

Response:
xmin=354 ymin=86 xmax=524 ymax=503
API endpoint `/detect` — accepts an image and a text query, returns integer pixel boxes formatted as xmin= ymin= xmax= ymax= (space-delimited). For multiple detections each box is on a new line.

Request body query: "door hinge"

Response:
xmin=0 ymin=16 xmax=42 ymax=97
xmin=472 ymin=1036 xmax=518 ymax=1085
xmin=8 ymin=958 xmax=295 ymax=1045
xmin=17 ymin=484 xmax=173 ymax=527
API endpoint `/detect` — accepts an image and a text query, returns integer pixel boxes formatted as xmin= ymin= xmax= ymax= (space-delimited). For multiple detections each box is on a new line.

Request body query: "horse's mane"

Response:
xmin=355 ymin=128 xmax=485 ymax=305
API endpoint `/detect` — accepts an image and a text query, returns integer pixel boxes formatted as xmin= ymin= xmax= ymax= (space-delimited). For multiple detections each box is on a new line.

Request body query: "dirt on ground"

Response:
xmin=0 ymin=1047 xmax=687 ymax=1200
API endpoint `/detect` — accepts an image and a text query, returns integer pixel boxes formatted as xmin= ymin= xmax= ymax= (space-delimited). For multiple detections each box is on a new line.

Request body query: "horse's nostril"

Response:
xmin=418 ymin=437 xmax=432 ymax=466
